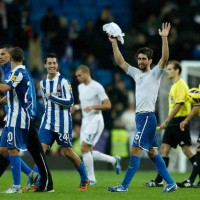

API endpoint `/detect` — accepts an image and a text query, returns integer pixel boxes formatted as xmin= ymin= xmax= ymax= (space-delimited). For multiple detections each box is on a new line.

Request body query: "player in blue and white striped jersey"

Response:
xmin=35 ymin=53 xmax=89 ymax=190
xmin=0 ymin=47 xmax=35 ymax=193
xmin=40 ymin=72 xmax=73 ymax=133
xmin=0 ymin=45 xmax=53 ymax=193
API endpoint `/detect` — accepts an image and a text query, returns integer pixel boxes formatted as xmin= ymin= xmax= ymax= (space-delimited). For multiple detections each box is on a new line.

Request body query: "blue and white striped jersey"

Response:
xmin=40 ymin=72 xmax=74 ymax=133
xmin=1 ymin=62 xmax=11 ymax=81
xmin=5 ymin=65 xmax=36 ymax=129
xmin=1 ymin=62 xmax=12 ymax=113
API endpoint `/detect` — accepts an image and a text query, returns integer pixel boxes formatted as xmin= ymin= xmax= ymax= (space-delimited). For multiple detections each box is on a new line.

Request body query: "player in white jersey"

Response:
xmin=0 ymin=47 xmax=35 ymax=193
xmin=74 ymin=65 xmax=121 ymax=185
xmin=106 ymin=23 xmax=177 ymax=193
xmin=35 ymin=53 xmax=89 ymax=190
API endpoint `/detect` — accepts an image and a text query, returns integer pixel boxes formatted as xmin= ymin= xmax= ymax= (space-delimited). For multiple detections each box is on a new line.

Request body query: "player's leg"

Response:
xmin=177 ymin=141 xmax=200 ymax=188
xmin=2 ymin=127 xmax=29 ymax=193
xmin=81 ymin=142 xmax=96 ymax=184
xmin=0 ymin=149 xmax=10 ymax=176
xmin=0 ymin=127 xmax=12 ymax=176
xmin=181 ymin=145 xmax=196 ymax=164
xmin=61 ymin=133 xmax=89 ymax=191
xmin=144 ymin=122 xmax=191 ymax=187
xmin=80 ymin=118 xmax=101 ymax=184
xmin=30 ymin=126 xmax=53 ymax=192
xmin=176 ymin=126 xmax=197 ymax=188
xmin=180 ymin=121 xmax=196 ymax=165
xmin=92 ymin=117 xmax=121 ymax=174
xmin=6 ymin=148 xmax=22 ymax=193
xmin=62 ymin=147 xmax=88 ymax=181
xmin=92 ymin=150 xmax=121 ymax=174
xmin=154 ymin=143 xmax=171 ymax=184
xmin=149 ymin=148 xmax=177 ymax=192
xmin=0 ymin=128 xmax=34 ymax=179
xmin=108 ymin=112 xmax=155 ymax=192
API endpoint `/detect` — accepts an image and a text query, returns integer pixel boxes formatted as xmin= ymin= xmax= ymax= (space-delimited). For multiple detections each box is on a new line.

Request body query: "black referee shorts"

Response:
xmin=162 ymin=117 xmax=192 ymax=148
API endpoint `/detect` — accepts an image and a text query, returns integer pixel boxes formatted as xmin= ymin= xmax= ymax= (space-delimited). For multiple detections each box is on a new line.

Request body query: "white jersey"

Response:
xmin=40 ymin=72 xmax=73 ymax=133
xmin=78 ymin=80 xmax=108 ymax=119
xmin=78 ymin=80 xmax=108 ymax=145
xmin=127 ymin=64 xmax=164 ymax=113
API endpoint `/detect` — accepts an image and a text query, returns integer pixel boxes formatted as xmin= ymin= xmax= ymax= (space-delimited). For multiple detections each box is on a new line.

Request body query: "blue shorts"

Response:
xmin=2 ymin=127 xmax=29 ymax=151
xmin=38 ymin=128 xmax=72 ymax=148
xmin=132 ymin=112 xmax=158 ymax=151
xmin=0 ymin=127 xmax=9 ymax=147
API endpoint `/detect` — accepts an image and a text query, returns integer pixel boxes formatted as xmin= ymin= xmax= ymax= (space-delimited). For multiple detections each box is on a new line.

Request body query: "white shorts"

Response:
xmin=80 ymin=114 xmax=104 ymax=146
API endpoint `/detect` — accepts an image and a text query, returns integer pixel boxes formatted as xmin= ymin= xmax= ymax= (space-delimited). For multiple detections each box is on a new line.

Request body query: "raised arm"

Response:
xmin=108 ymin=36 xmax=129 ymax=73
xmin=158 ymin=22 xmax=171 ymax=69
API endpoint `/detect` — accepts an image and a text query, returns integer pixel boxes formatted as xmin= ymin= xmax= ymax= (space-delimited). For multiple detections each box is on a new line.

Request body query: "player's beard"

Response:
xmin=139 ymin=64 xmax=148 ymax=72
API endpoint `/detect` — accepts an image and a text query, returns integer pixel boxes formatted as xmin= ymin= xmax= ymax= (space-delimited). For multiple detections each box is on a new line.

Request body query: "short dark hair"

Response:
xmin=136 ymin=47 xmax=153 ymax=59
xmin=44 ymin=53 xmax=58 ymax=64
xmin=168 ymin=60 xmax=182 ymax=74
xmin=0 ymin=44 xmax=12 ymax=49
xmin=9 ymin=47 xmax=24 ymax=62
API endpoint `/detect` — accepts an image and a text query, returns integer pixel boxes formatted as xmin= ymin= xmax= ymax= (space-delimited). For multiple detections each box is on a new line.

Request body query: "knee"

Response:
xmin=160 ymin=144 xmax=170 ymax=156
xmin=181 ymin=145 xmax=194 ymax=158
xmin=147 ymin=149 xmax=158 ymax=158
xmin=0 ymin=147 xmax=8 ymax=156
xmin=8 ymin=149 xmax=19 ymax=156
xmin=130 ymin=147 xmax=142 ymax=156
xmin=81 ymin=143 xmax=90 ymax=153
xmin=63 ymin=147 xmax=73 ymax=157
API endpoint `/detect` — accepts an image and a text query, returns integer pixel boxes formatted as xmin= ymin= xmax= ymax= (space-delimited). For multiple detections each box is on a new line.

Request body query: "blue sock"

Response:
xmin=76 ymin=162 xmax=88 ymax=182
xmin=6 ymin=154 xmax=32 ymax=176
xmin=21 ymin=159 xmax=32 ymax=176
xmin=121 ymin=156 xmax=141 ymax=188
xmin=151 ymin=154 xmax=174 ymax=184
xmin=9 ymin=155 xmax=21 ymax=185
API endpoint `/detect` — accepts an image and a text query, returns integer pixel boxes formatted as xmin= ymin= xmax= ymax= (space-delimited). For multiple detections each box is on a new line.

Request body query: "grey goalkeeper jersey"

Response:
xmin=127 ymin=64 xmax=164 ymax=113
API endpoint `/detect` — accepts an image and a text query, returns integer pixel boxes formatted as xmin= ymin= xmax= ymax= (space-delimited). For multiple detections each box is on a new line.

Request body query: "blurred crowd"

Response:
xmin=0 ymin=0 xmax=200 ymax=155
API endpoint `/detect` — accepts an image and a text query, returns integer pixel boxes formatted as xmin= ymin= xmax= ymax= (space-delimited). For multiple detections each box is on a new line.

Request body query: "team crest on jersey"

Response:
xmin=11 ymin=75 xmax=17 ymax=81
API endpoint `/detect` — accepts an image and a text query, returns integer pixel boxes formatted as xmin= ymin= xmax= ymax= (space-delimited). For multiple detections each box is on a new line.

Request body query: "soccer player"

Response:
xmin=0 ymin=45 xmax=40 ymax=191
xmin=177 ymin=88 xmax=200 ymax=188
xmin=0 ymin=45 xmax=53 ymax=192
xmin=0 ymin=47 xmax=40 ymax=193
xmin=34 ymin=53 xmax=89 ymax=190
xmin=74 ymin=65 xmax=121 ymax=185
xmin=144 ymin=61 xmax=195 ymax=187
xmin=107 ymin=22 xmax=177 ymax=193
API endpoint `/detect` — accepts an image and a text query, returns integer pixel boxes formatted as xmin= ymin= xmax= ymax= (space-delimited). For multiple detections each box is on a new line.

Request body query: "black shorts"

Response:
xmin=162 ymin=117 xmax=192 ymax=148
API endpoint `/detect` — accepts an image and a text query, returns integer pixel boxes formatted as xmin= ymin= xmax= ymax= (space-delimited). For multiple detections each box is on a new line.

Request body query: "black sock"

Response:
xmin=155 ymin=157 xmax=169 ymax=183
xmin=189 ymin=155 xmax=196 ymax=165
xmin=0 ymin=154 xmax=10 ymax=177
xmin=189 ymin=152 xmax=200 ymax=183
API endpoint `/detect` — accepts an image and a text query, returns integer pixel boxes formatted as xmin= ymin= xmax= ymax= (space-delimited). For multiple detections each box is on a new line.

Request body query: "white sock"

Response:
xmin=83 ymin=152 xmax=96 ymax=181
xmin=93 ymin=150 xmax=116 ymax=165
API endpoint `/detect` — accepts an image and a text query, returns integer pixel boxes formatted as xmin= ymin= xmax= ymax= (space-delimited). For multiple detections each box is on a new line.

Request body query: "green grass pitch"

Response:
xmin=0 ymin=170 xmax=199 ymax=200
